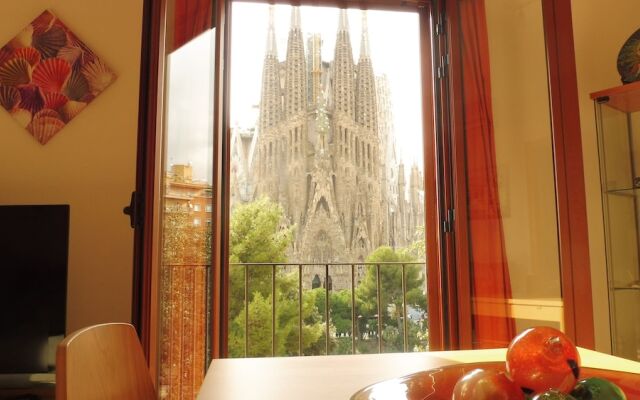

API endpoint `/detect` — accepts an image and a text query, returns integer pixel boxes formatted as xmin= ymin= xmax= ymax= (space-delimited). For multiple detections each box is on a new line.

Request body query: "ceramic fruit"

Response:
xmin=506 ymin=326 xmax=580 ymax=394
xmin=452 ymin=368 xmax=525 ymax=400
xmin=532 ymin=389 xmax=578 ymax=400
xmin=570 ymin=377 xmax=627 ymax=400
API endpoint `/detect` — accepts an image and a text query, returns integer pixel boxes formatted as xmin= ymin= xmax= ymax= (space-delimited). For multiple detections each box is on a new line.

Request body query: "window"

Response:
xmin=228 ymin=3 xmax=427 ymax=357
xmin=152 ymin=6 xmax=215 ymax=397
xmin=136 ymin=0 xmax=594 ymax=398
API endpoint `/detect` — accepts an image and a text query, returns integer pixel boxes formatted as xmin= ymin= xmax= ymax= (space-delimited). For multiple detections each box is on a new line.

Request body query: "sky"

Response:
xmin=166 ymin=3 xmax=424 ymax=183
xmin=166 ymin=31 xmax=215 ymax=183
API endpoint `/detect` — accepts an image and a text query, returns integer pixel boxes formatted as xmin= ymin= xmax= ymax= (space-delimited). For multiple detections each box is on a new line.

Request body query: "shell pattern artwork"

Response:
xmin=0 ymin=10 xmax=116 ymax=145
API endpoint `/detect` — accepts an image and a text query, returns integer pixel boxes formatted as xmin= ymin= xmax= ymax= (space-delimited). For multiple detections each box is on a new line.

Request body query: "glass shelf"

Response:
xmin=593 ymin=82 xmax=640 ymax=362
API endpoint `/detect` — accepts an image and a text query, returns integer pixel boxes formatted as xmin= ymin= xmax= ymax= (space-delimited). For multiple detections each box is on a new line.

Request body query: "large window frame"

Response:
xmin=441 ymin=0 xmax=594 ymax=349
xmin=132 ymin=0 xmax=595 ymax=375
xmin=212 ymin=0 xmax=445 ymax=356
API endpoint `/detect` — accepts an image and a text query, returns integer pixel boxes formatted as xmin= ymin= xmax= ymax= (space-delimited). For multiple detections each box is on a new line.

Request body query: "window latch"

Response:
xmin=442 ymin=208 xmax=454 ymax=233
xmin=435 ymin=13 xmax=444 ymax=37
xmin=123 ymin=191 xmax=142 ymax=229
xmin=437 ymin=55 xmax=449 ymax=79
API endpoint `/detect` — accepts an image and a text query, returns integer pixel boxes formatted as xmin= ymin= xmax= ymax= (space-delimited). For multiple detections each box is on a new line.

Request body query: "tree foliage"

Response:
xmin=228 ymin=276 xmax=326 ymax=357
xmin=227 ymin=199 xmax=429 ymax=356
xmin=354 ymin=245 xmax=428 ymax=352
xmin=229 ymin=196 xmax=293 ymax=264
xmin=229 ymin=197 xmax=294 ymax=322
xmin=308 ymin=245 xmax=429 ymax=354
xmin=228 ymin=198 xmax=328 ymax=357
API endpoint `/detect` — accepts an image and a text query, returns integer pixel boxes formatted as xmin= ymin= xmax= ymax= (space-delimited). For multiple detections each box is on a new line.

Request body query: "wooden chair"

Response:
xmin=55 ymin=323 xmax=156 ymax=400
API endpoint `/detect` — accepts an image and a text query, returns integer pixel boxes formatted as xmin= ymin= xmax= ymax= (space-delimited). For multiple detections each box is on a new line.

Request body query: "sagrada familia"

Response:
xmin=230 ymin=7 xmax=424 ymax=286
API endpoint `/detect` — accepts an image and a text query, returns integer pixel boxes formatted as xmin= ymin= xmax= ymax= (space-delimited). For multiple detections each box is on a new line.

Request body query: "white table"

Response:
xmin=197 ymin=348 xmax=640 ymax=399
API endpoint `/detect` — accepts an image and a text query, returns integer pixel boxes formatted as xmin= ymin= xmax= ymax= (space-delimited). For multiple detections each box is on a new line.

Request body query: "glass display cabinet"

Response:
xmin=592 ymin=80 xmax=640 ymax=361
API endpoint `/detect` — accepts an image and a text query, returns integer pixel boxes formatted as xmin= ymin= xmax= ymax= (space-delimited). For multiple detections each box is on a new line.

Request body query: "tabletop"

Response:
xmin=197 ymin=348 xmax=640 ymax=399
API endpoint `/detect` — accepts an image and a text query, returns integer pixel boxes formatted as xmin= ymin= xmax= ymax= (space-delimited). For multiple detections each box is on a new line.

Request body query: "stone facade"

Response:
xmin=230 ymin=7 xmax=424 ymax=289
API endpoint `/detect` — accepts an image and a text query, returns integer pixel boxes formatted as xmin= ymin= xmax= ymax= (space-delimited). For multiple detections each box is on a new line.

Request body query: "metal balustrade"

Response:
xmin=229 ymin=262 xmax=427 ymax=357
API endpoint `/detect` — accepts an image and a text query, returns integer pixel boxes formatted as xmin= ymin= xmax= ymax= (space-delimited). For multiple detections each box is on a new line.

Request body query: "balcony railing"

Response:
xmin=159 ymin=264 xmax=208 ymax=400
xmin=229 ymin=262 xmax=427 ymax=357
xmin=158 ymin=262 xmax=427 ymax=398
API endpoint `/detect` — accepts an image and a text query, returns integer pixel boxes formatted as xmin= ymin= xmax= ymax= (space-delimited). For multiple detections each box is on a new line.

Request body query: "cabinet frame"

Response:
xmin=592 ymin=80 xmax=640 ymax=360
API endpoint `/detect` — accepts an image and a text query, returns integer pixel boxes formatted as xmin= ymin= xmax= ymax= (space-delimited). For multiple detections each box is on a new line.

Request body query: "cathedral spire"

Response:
xmin=359 ymin=11 xmax=370 ymax=60
xmin=307 ymin=34 xmax=323 ymax=107
xmin=258 ymin=5 xmax=282 ymax=132
xmin=338 ymin=9 xmax=349 ymax=32
xmin=355 ymin=10 xmax=377 ymax=132
xmin=266 ymin=6 xmax=277 ymax=57
xmin=332 ymin=9 xmax=355 ymax=117
xmin=284 ymin=6 xmax=307 ymax=117
xmin=290 ymin=6 xmax=301 ymax=29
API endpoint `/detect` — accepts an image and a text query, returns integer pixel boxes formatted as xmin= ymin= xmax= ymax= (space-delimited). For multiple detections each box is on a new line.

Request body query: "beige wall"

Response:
xmin=572 ymin=0 xmax=640 ymax=353
xmin=0 ymin=1 xmax=143 ymax=333
xmin=485 ymin=0 xmax=563 ymax=331
xmin=482 ymin=0 xmax=636 ymax=352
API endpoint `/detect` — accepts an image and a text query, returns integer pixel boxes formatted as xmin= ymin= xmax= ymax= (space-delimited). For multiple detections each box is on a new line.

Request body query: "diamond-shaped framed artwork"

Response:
xmin=0 ymin=10 xmax=116 ymax=145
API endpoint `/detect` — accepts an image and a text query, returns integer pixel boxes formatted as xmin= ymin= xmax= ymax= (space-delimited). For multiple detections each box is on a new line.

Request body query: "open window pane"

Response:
xmin=228 ymin=3 xmax=428 ymax=357
xmin=456 ymin=0 xmax=563 ymax=348
xmin=157 ymin=24 xmax=215 ymax=400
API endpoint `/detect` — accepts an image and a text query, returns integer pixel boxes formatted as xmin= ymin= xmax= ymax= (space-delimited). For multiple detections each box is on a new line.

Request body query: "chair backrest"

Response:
xmin=56 ymin=323 xmax=156 ymax=400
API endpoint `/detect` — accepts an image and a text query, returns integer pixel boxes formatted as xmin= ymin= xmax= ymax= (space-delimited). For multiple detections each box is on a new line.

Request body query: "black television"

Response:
xmin=0 ymin=205 xmax=69 ymax=373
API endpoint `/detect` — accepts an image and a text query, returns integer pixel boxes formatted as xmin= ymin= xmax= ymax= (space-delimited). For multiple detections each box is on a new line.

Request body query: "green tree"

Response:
xmin=329 ymin=290 xmax=353 ymax=336
xmin=328 ymin=289 xmax=358 ymax=355
xmin=229 ymin=196 xmax=293 ymax=264
xmin=228 ymin=197 xmax=293 ymax=323
xmin=228 ymin=198 xmax=329 ymax=357
xmin=355 ymin=246 xmax=428 ymax=352
xmin=227 ymin=198 xmax=429 ymax=357
xmin=228 ymin=272 xmax=328 ymax=357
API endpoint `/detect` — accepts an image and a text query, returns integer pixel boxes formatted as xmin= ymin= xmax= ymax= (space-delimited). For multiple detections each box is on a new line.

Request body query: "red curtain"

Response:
xmin=173 ymin=0 xmax=213 ymax=52
xmin=459 ymin=0 xmax=515 ymax=348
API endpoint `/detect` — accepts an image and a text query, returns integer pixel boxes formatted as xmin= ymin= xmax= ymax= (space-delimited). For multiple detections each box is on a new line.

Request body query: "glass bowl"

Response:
xmin=351 ymin=361 xmax=640 ymax=400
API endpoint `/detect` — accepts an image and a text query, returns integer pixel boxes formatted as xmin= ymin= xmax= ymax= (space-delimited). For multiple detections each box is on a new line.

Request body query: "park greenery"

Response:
xmin=161 ymin=197 xmax=428 ymax=357
xmin=227 ymin=197 xmax=428 ymax=357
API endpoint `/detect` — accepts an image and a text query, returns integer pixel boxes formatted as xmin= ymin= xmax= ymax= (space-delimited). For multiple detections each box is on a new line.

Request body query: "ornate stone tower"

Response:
xmin=332 ymin=10 xmax=356 ymax=118
xmin=376 ymin=74 xmax=396 ymax=247
xmin=306 ymin=34 xmax=323 ymax=107
xmin=282 ymin=7 xmax=308 ymax=230
xmin=355 ymin=13 xmax=377 ymax=132
xmin=240 ymin=7 xmax=424 ymax=288
xmin=256 ymin=6 xmax=283 ymax=201
xmin=284 ymin=8 xmax=307 ymax=118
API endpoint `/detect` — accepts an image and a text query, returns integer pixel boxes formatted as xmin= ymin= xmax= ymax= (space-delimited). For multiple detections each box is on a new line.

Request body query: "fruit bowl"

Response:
xmin=350 ymin=362 xmax=640 ymax=400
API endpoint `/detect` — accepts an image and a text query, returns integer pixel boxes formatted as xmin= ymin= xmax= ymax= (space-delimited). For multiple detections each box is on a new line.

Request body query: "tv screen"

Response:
xmin=0 ymin=205 xmax=69 ymax=373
